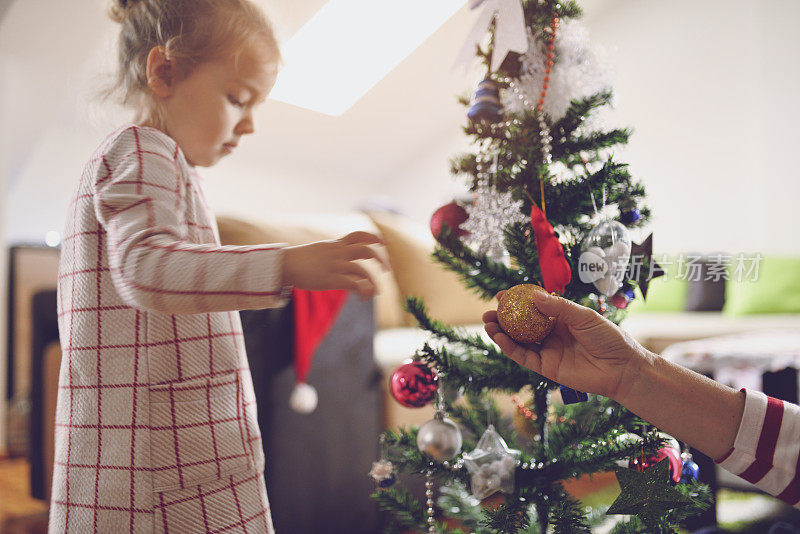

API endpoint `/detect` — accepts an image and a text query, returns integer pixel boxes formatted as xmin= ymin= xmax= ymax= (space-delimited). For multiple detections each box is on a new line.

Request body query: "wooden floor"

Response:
xmin=0 ymin=457 xmax=48 ymax=534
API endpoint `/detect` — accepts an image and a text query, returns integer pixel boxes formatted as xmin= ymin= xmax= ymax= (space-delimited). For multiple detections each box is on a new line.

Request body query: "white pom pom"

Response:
xmin=594 ymin=273 xmax=621 ymax=297
xmin=289 ymin=383 xmax=318 ymax=414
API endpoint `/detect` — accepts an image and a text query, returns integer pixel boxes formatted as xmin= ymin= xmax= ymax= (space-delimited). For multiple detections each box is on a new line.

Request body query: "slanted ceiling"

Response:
xmin=0 ymin=0 xmax=615 ymax=241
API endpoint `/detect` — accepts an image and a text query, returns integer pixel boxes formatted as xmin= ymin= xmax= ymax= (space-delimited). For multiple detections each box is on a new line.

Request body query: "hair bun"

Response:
xmin=108 ymin=0 xmax=140 ymax=22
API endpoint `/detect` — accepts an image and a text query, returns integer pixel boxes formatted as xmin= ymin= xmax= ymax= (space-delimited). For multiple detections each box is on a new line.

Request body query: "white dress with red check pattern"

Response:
xmin=51 ymin=125 xmax=289 ymax=533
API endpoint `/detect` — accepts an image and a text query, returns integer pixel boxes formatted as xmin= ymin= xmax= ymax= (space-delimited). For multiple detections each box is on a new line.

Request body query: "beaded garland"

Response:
xmin=416 ymin=11 xmax=563 ymax=532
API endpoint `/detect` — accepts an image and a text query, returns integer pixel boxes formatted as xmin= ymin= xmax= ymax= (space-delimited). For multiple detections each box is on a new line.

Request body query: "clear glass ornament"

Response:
xmin=462 ymin=425 xmax=521 ymax=500
xmin=579 ymin=219 xmax=631 ymax=296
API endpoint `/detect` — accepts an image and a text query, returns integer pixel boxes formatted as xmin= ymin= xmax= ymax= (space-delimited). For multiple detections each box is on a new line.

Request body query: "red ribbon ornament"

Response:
xmin=530 ymin=203 xmax=571 ymax=294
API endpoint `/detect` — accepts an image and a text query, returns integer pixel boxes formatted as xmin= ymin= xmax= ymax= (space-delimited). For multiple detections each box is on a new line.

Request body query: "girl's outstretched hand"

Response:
xmin=283 ymin=231 xmax=389 ymax=300
xmin=483 ymin=289 xmax=650 ymax=402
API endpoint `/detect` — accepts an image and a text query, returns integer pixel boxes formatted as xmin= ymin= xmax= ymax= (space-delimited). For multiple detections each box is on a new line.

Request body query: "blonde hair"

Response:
xmin=107 ymin=0 xmax=280 ymax=122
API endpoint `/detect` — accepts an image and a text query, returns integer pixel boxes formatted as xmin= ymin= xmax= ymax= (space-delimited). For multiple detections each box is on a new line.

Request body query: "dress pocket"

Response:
xmin=149 ymin=371 xmax=252 ymax=492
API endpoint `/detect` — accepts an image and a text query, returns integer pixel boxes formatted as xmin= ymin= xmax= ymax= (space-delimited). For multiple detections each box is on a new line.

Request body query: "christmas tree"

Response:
xmin=370 ymin=1 xmax=712 ymax=533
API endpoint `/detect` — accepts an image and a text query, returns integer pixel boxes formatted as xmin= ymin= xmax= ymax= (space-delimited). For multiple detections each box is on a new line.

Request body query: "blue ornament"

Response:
xmin=620 ymin=208 xmax=641 ymax=225
xmin=623 ymin=288 xmax=635 ymax=301
xmin=467 ymin=78 xmax=504 ymax=124
xmin=559 ymin=385 xmax=588 ymax=404
xmin=680 ymin=460 xmax=700 ymax=483
xmin=378 ymin=473 xmax=396 ymax=488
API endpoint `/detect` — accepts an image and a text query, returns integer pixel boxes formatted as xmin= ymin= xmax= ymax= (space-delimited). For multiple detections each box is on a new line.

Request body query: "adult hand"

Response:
xmin=483 ymin=289 xmax=650 ymax=401
xmin=283 ymin=231 xmax=388 ymax=300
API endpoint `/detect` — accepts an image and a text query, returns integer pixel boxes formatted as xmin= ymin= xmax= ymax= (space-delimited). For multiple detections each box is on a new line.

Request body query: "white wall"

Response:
xmin=586 ymin=0 xmax=800 ymax=254
xmin=0 ymin=54 xmax=9 ymax=454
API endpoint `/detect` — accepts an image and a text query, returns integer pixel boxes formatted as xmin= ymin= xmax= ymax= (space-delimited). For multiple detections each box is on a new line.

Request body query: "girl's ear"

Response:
xmin=146 ymin=47 xmax=173 ymax=98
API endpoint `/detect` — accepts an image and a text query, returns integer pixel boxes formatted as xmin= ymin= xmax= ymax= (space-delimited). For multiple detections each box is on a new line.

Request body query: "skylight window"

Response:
xmin=269 ymin=0 xmax=466 ymax=116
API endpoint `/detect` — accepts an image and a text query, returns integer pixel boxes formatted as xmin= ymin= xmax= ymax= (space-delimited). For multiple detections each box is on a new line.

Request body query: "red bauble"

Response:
xmin=630 ymin=447 xmax=682 ymax=484
xmin=430 ymin=202 xmax=470 ymax=240
xmin=390 ymin=362 xmax=439 ymax=408
xmin=610 ymin=292 xmax=629 ymax=309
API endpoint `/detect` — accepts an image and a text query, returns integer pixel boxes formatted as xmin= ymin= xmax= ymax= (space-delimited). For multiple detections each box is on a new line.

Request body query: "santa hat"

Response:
xmin=289 ymin=289 xmax=348 ymax=413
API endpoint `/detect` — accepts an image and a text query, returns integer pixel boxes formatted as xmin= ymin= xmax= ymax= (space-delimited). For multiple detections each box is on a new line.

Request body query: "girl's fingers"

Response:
xmin=482 ymin=310 xmax=498 ymax=324
xmin=495 ymin=290 xmax=507 ymax=301
xmin=331 ymin=273 xmax=360 ymax=294
xmin=342 ymin=243 xmax=391 ymax=272
xmin=344 ymin=244 xmax=385 ymax=264
xmin=341 ymin=261 xmax=375 ymax=288
xmin=337 ymin=273 xmax=376 ymax=300
xmin=341 ymin=231 xmax=384 ymax=246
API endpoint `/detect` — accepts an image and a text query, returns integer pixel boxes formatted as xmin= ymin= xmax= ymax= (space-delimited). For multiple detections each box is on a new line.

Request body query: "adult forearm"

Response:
xmin=614 ymin=350 xmax=746 ymax=460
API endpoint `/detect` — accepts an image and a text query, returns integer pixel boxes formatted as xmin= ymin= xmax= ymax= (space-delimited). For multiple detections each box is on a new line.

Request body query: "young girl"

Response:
xmin=51 ymin=0 xmax=385 ymax=532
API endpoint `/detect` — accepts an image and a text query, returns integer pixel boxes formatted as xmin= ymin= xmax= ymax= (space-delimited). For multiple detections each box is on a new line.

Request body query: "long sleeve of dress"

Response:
xmin=93 ymin=126 xmax=290 ymax=315
xmin=716 ymin=388 xmax=800 ymax=508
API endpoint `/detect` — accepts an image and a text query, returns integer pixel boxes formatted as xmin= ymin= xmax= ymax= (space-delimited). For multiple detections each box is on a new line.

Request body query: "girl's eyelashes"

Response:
xmin=227 ymin=95 xmax=245 ymax=108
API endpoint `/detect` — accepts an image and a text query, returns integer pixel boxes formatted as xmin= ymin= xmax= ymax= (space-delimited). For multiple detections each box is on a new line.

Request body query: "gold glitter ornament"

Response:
xmin=496 ymin=284 xmax=554 ymax=344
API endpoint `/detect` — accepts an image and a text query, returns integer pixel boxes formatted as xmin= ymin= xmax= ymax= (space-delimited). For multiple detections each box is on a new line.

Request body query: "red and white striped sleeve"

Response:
xmin=94 ymin=126 xmax=291 ymax=315
xmin=716 ymin=388 xmax=800 ymax=508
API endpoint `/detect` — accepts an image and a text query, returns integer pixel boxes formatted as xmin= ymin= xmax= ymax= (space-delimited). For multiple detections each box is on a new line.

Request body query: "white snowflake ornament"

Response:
xmin=463 ymin=425 xmax=521 ymax=500
xmin=461 ymin=181 xmax=526 ymax=263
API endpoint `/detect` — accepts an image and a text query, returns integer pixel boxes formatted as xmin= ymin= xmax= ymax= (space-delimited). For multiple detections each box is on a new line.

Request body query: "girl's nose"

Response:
xmin=236 ymin=115 xmax=255 ymax=136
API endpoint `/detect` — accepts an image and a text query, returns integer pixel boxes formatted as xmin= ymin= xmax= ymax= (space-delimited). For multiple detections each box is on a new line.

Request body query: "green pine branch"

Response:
xmin=608 ymin=517 xmax=652 ymax=534
xmin=405 ymin=296 xmax=497 ymax=353
xmin=547 ymin=399 xmax=640 ymax=452
xmin=437 ymin=482 xmax=485 ymax=531
xmin=548 ymin=489 xmax=591 ymax=534
xmin=434 ymin=225 xmax=527 ymax=296
xmin=480 ymin=498 xmax=532 ymax=534
xmin=379 ymin=427 xmax=430 ymax=475
xmin=416 ymin=343 xmax=553 ymax=394
xmin=432 ymin=250 xmax=506 ymax=300
xmin=543 ymin=158 xmax=649 ymax=230
xmin=372 ymin=486 xmax=427 ymax=531
xmin=551 ymin=432 xmax=664 ymax=478
xmin=504 ymin=222 xmax=544 ymax=285
xmin=666 ymin=481 xmax=713 ymax=524
xmin=553 ymin=90 xmax=614 ymax=138
xmin=555 ymin=128 xmax=632 ymax=159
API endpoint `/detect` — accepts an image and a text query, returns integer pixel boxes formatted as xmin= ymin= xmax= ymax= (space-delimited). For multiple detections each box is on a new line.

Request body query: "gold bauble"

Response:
xmin=496 ymin=284 xmax=554 ymax=344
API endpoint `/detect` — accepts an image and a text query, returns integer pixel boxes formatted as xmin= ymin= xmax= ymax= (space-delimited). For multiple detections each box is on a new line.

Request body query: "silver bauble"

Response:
xmin=417 ymin=413 xmax=463 ymax=462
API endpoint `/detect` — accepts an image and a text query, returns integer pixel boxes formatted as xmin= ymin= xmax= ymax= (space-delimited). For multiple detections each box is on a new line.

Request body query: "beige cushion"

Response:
xmin=216 ymin=214 xmax=406 ymax=329
xmin=366 ymin=210 xmax=495 ymax=327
